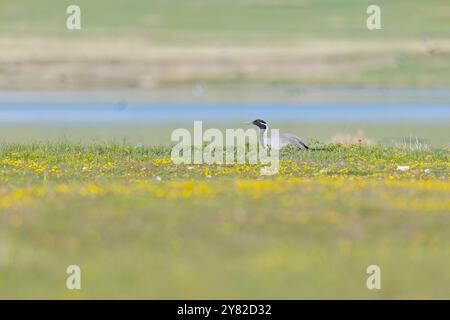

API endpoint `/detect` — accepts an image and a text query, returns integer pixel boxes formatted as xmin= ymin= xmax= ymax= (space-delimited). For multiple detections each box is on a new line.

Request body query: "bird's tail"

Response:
xmin=293 ymin=137 xmax=330 ymax=151
xmin=299 ymin=141 xmax=310 ymax=150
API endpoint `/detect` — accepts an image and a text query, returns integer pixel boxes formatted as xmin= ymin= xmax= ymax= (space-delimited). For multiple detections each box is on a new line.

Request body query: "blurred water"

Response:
xmin=0 ymin=102 xmax=449 ymax=124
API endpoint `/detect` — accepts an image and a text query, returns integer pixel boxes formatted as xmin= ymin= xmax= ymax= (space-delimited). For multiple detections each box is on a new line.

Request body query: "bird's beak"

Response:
xmin=243 ymin=121 xmax=252 ymax=125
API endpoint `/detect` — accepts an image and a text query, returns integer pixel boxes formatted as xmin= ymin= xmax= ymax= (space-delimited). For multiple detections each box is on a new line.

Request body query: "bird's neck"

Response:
xmin=259 ymin=128 xmax=267 ymax=147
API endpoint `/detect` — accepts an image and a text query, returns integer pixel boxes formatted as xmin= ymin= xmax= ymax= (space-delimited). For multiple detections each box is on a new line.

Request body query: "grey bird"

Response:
xmin=249 ymin=119 xmax=309 ymax=150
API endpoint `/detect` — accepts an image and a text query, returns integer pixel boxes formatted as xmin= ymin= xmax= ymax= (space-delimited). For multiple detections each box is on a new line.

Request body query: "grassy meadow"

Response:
xmin=0 ymin=143 xmax=449 ymax=299
xmin=0 ymin=123 xmax=448 ymax=147
xmin=1 ymin=0 xmax=448 ymax=40
xmin=0 ymin=0 xmax=449 ymax=300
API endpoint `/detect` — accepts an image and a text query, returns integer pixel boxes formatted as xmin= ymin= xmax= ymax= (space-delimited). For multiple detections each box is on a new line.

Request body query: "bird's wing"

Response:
xmin=280 ymin=133 xmax=309 ymax=150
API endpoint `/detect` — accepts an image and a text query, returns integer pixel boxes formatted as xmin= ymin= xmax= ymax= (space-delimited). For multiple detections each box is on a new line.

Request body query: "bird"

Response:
xmin=249 ymin=119 xmax=309 ymax=150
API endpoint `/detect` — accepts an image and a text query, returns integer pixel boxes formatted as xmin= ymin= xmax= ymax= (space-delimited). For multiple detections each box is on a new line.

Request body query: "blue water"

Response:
xmin=0 ymin=101 xmax=449 ymax=124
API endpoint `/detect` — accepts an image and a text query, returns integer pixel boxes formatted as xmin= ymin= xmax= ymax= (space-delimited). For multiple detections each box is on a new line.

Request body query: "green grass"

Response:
xmin=0 ymin=123 xmax=448 ymax=147
xmin=0 ymin=143 xmax=448 ymax=298
xmin=2 ymin=1 xmax=449 ymax=88
xmin=1 ymin=0 xmax=449 ymax=41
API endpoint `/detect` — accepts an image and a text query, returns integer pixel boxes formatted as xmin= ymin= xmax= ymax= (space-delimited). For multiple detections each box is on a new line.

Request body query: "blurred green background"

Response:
xmin=1 ymin=0 xmax=448 ymax=147
xmin=1 ymin=0 xmax=449 ymax=40
xmin=0 ymin=0 xmax=449 ymax=89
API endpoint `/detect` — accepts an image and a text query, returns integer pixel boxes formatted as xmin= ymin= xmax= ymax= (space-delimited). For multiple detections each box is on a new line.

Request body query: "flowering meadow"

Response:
xmin=0 ymin=143 xmax=448 ymax=298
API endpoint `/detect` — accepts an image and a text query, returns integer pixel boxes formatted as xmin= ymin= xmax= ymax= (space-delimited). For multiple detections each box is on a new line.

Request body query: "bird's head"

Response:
xmin=251 ymin=119 xmax=268 ymax=130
